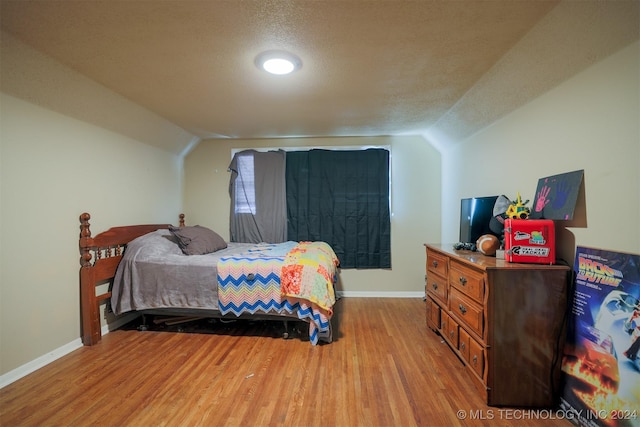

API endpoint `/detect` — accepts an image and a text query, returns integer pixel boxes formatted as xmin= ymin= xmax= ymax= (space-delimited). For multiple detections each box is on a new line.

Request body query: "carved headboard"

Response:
xmin=78 ymin=212 xmax=184 ymax=345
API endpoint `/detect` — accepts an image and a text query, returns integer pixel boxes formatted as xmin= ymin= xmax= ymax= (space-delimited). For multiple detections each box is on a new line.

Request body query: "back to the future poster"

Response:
xmin=560 ymin=246 xmax=640 ymax=427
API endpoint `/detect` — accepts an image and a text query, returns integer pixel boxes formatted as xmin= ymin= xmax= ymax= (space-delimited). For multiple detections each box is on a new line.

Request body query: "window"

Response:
xmin=228 ymin=147 xmax=391 ymax=268
xmin=234 ymin=154 xmax=256 ymax=214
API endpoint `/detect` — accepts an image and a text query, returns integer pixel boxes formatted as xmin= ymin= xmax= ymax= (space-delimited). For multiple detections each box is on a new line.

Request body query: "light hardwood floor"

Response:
xmin=1 ymin=298 xmax=571 ymax=427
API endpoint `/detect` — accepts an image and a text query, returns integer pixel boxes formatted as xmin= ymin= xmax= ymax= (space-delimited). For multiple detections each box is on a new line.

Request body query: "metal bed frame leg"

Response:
xmin=138 ymin=314 xmax=149 ymax=331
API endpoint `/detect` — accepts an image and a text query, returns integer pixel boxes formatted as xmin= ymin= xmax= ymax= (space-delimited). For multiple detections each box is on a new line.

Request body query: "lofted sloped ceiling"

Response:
xmin=1 ymin=0 xmax=638 ymax=155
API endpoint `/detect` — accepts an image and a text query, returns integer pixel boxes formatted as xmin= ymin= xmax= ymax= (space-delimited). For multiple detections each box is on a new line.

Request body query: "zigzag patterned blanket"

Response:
xmin=216 ymin=241 xmax=337 ymax=345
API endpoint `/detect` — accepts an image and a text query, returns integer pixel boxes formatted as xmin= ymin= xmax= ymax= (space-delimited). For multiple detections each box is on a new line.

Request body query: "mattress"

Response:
xmin=111 ymin=229 xmax=256 ymax=314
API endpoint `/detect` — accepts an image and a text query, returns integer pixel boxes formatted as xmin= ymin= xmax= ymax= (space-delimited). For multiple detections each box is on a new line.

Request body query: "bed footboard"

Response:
xmin=79 ymin=212 xmax=184 ymax=345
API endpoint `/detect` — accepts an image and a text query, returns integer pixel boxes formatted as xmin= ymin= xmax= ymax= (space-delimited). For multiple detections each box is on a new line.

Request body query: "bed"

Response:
xmin=79 ymin=213 xmax=339 ymax=346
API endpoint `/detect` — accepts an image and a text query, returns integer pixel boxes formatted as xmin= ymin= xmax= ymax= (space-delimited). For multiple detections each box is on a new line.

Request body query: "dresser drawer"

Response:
xmin=442 ymin=312 xmax=459 ymax=348
xmin=426 ymin=249 xmax=448 ymax=278
xmin=449 ymin=260 xmax=484 ymax=303
xmin=426 ymin=271 xmax=447 ymax=304
xmin=468 ymin=336 xmax=484 ymax=379
xmin=426 ymin=296 xmax=441 ymax=331
xmin=450 ymin=288 xmax=484 ymax=338
xmin=460 ymin=327 xmax=484 ymax=378
xmin=459 ymin=327 xmax=471 ymax=362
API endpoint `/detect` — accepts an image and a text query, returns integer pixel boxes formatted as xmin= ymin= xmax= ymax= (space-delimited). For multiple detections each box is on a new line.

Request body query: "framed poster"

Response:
xmin=530 ymin=169 xmax=584 ymax=220
xmin=560 ymin=246 xmax=640 ymax=427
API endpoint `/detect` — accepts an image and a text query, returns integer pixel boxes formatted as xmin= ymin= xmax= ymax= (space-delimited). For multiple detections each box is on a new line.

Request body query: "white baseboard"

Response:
xmin=337 ymin=291 xmax=425 ymax=298
xmin=103 ymin=312 xmax=141 ymax=335
xmin=0 ymin=338 xmax=83 ymax=389
xmin=0 ymin=313 xmax=139 ymax=389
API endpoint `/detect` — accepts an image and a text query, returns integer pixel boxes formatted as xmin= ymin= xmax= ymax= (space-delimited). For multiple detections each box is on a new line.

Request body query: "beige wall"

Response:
xmin=0 ymin=32 xmax=186 ymax=377
xmin=0 ymin=93 xmax=183 ymax=376
xmin=0 ymin=94 xmax=181 ymax=374
xmin=434 ymin=41 xmax=640 ymax=262
xmin=183 ymin=136 xmax=442 ymax=295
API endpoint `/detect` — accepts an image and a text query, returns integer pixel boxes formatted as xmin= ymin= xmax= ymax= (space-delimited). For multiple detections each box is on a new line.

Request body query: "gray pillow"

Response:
xmin=169 ymin=225 xmax=227 ymax=255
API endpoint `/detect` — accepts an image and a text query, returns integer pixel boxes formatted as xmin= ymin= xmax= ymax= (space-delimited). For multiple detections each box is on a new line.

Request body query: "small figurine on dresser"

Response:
xmin=505 ymin=192 xmax=531 ymax=220
xmin=482 ymin=192 xmax=533 ymax=258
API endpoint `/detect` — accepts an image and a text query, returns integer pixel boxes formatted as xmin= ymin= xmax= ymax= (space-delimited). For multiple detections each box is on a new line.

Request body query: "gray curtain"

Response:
xmin=228 ymin=149 xmax=287 ymax=243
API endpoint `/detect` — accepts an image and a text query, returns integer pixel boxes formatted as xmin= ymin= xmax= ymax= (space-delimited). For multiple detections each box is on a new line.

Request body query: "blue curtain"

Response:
xmin=286 ymin=149 xmax=391 ymax=269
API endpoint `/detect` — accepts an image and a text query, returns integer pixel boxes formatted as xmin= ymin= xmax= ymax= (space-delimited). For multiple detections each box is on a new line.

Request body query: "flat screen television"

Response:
xmin=459 ymin=196 xmax=499 ymax=244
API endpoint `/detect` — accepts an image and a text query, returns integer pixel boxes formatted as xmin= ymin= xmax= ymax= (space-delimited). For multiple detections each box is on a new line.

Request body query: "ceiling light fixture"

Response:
xmin=255 ymin=50 xmax=302 ymax=75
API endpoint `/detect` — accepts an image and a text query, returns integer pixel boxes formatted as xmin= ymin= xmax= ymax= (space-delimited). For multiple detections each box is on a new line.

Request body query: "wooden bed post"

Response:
xmin=78 ymin=212 xmax=181 ymax=346
xmin=79 ymin=213 xmax=101 ymax=345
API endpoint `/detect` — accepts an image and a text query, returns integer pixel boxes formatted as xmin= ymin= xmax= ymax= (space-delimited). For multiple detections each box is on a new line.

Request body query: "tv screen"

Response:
xmin=459 ymin=196 xmax=499 ymax=244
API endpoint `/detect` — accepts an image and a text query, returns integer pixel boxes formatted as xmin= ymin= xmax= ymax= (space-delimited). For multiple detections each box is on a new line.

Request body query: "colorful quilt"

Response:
xmin=281 ymin=241 xmax=338 ymax=313
xmin=216 ymin=241 xmax=338 ymax=345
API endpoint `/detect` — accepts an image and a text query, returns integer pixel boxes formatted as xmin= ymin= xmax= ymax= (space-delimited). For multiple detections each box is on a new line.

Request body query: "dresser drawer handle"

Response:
xmin=432 ymin=260 xmax=439 ymax=268
xmin=460 ymin=342 xmax=466 ymax=351
xmin=449 ymin=330 xmax=455 ymax=338
xmin=431 ymin=282 xmax=438 ymax=290
xmin=459 ymin=276 xmax=467 ymax=286
xmin=459 ymin=304 xmax=467 ymax=315
xmin=472 ymin=355 xmax=478 ymax=365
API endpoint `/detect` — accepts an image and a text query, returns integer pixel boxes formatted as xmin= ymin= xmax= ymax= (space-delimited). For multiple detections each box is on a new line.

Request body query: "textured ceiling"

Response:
xmin=1 ymin=0 xmax=638 ymax=153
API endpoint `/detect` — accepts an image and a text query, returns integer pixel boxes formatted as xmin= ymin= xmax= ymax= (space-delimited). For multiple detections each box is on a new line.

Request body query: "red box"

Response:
xmin=504 ymin=219 xmax=556 ymax=264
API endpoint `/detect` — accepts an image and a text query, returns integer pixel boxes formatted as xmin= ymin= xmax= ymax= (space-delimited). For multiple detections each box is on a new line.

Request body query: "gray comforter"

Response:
xmin=111 ymin=229 xmax=255 ymax=315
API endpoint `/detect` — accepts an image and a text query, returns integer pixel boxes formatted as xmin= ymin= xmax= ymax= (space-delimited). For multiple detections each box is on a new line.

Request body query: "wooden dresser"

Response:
xmin=424 ymin=244 xmax=570 ymax=407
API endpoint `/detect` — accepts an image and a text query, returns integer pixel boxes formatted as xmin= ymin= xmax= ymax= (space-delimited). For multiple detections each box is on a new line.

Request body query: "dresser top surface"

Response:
xmin=425 ymin=243 xmax=571 ymax=271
